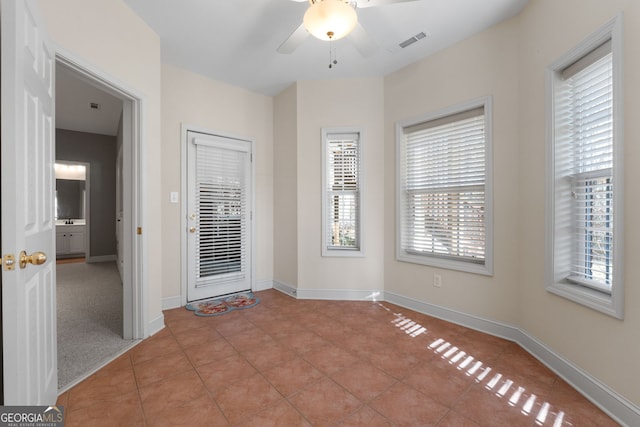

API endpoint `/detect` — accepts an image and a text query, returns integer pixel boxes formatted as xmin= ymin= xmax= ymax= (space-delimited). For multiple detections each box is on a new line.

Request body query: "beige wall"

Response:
xmin=160 ymin=64 xmax=274 ymax=300
xmin=384 ymin=0 xmax=640 ymax=408
xmin=273 ymin=84 xmax=299 ymax=287
xmin=384 ymin=18 xmax=522 ymax=325
xmin=517 ymin=0 xmax=640 ymax=405
xmin=293 ymin=78 xmax=386 ymax=295
xmin=37 ymin=0 xmax=164 ymax=332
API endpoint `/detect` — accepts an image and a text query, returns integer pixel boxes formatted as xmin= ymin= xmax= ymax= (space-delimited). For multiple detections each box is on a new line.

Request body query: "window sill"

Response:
xmin=322 ymin=248 xmax=365 ymax=258
xmin=546 ymin=280 xmax=623 ymax=319
xmin=397 ymin=251 xmax=492 ymax=276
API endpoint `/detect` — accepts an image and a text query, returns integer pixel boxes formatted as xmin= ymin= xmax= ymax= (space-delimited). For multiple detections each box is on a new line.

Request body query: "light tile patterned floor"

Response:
xmin=57 ymin=289 xmax=620 ymax=426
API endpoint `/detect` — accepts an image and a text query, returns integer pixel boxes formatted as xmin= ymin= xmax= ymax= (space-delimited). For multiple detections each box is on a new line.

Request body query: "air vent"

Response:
xmin=399 ymin=32 xmax=428 ymax=49
xmin=89 ymin=102 xmax=101 ymax=111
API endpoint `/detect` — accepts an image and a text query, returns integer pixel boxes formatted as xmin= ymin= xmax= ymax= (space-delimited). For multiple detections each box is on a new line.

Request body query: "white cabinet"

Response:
xmin=56 ymin=224 xmax=85 ymax=257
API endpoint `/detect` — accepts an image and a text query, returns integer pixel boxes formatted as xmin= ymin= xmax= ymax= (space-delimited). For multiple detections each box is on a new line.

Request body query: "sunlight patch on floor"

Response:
xmin=428 ymin=337 xmax=568 ymax=426
xmin=391 ymin=313 xmax=427 ymax=337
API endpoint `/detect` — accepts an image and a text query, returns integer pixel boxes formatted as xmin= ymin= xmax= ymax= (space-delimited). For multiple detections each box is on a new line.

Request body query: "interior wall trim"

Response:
xmin=161 ymin=295 xmax=181 ymax=311
xmin=295 ymin=287 xmax=382 ymax=302
xmin=254 ymin=279 xmax=273 ymax=293
xmin=146 ymin=313 xmax=165 ymax=339
xmin=272 ymin=280 xmax=298 ymax=298
xmin=384 ymin=291 xmax=639 ymax=427
xmin=86 ymin=255 xmax=117 ymax=263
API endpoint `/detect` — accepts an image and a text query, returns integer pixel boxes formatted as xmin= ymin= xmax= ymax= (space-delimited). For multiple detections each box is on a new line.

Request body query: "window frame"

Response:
xmin=395 ymin=97 xmax=493 ymax=275
xmin=321 ymin=127 xmax=364 ymax=257
xmin=545 ymin=16 xmax=624 ymax=319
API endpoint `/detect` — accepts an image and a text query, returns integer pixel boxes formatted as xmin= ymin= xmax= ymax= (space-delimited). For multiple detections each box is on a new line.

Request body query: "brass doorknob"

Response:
xmin=189 ymin=227 xmax=196 ymax=233
xmin=19 ymin=251 xmax=47 ymax=269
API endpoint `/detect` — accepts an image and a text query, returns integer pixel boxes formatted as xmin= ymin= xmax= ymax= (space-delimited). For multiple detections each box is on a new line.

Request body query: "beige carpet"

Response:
xmin=56 ymin=261 xmax=136 ymax=390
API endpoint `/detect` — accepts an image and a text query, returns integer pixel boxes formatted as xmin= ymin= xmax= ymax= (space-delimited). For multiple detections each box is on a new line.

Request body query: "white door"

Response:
xmin=187 ymin=131 xmax=252 ymax=302
xmin=1 ymin=0 xmax=57 ymax=404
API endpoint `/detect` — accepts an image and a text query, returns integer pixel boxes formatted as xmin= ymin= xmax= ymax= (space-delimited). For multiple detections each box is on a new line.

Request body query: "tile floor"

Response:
xmin=56 ymin=289 xmax=620 ymax=426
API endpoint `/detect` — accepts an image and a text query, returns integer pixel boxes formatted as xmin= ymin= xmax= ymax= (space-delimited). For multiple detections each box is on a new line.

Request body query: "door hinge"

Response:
xmin=3 ymin=254 xmax=16 ymax=271
xmin=137 ymin=227 xmax=142 ymax=235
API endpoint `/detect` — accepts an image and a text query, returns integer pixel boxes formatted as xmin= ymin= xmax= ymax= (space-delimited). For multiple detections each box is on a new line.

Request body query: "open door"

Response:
xmin=1 ymin=0 xmax=57 ymax=404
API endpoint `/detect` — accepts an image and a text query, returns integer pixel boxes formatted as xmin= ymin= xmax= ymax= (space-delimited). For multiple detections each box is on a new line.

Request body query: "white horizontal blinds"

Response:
xmin=558 ymin=42 xmax=614 ymax=291
xmin=401 ymin=107 xmax=486 ymax=263
xmin=326 ymin=134 xmax=360 ymax=250
xmin=195 ymin=143 xmax=247 ymax=288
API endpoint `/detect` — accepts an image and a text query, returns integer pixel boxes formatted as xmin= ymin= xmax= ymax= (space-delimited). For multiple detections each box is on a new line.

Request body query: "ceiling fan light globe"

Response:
xmin=303 ymin=0 xmax=358 ymax=41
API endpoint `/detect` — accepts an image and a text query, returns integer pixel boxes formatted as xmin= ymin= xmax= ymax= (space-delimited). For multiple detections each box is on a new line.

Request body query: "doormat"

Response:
xmin=185 ymin=292 xmax=260 ymax=316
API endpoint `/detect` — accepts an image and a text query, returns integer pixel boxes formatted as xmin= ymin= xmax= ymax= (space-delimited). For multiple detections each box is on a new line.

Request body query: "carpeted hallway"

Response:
xmin=56 ymin=261 xmax=137 ymax=390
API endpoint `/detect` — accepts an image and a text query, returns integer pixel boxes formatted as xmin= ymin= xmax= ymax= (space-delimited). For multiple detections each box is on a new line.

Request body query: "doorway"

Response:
xmin=54 ymin=161 xmax=89 ymax=261
xmin=184 ymin=129 xmax=254 ymax=303
xmin=54 ymin=56 xmax=143 ymax=390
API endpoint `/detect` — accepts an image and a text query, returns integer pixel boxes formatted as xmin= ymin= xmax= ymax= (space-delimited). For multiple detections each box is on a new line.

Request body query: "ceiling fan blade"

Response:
xmin=277 ymin=23 xmax=309 ymax=54
xmin=349 ymin=22 xmax=378 ymax=58
xmin=357 ymin=0 xmax=420 ymax=8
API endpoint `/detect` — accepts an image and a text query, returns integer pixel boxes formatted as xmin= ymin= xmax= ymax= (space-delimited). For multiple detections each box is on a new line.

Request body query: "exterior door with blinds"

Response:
xmin=187 ymin=131 xmax=252 ymax=302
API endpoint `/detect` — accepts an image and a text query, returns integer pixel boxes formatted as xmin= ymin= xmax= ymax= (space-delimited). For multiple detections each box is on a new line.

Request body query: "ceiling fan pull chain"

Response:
xmin=328 ymin=38 xmax=338 ymax=69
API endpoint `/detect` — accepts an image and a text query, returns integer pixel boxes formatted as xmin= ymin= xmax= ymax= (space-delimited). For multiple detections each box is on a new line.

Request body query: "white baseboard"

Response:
xmin=272 ymin=282 xmax=382 ymax=302
xmin=384 ymin=291 xmax=639 ymax=427
xmin=162 ymin=295 xmax=182 ymax=310
xmin=146 ymin=313 xmax=165 ymax=338
xmin=253 ymin=279 xmax=273 ymax=292
xmin=518 ymin=330 xmax=638 ymax=427
xmin=384 ymin=291 xmax=520 ymax=341
xmin=273 ymin=280 xmax=298 ymax=298
xmin=297 ymin=288 xmax=383 ymax=301
xmin=86 ymin=254 xmax=117 ymax=263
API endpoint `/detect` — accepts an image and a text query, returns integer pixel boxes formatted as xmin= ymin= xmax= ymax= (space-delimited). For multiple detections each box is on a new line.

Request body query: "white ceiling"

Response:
xmin=56 ymin=0 xmax=529 ymax=135
xmin=56 ymin=63 xmax=123 ymax=136
xmin=123 ymin=0 xmax=528 ymax=96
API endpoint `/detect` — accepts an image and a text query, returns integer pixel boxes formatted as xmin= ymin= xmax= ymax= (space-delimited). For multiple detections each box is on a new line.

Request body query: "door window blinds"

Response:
xmin=399 ymin=107 xmax=486 ymax=265
xmin=195 ymin=142 xmax=248 ymax=287
xmin=555 ymin=42 xmax=614 ymax=292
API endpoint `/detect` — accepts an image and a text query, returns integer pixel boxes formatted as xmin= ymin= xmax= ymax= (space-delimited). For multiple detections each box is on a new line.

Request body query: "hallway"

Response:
xmin=57 ymin=261 xmax=137 ymax=390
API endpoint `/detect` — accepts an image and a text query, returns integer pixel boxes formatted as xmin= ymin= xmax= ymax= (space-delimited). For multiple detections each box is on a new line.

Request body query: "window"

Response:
xmin=396 ymin=97 xmax=493 ymax=275
xmin=322 ymin=129 xmax=362 ymax=256
xmin=546 ymin=17 xmax=623 ymax=318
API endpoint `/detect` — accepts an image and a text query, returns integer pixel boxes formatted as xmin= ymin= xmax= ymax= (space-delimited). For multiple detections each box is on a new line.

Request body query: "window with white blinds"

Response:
xmin=397 ymin=98 xmax=492 ymax=275
xmin=322 ymin=130 xmax=362 ymax=256
xmin=561 ymin=43 xmax=613 ymax=292
xmin=546 ymin=17 xmax=623 ymax=319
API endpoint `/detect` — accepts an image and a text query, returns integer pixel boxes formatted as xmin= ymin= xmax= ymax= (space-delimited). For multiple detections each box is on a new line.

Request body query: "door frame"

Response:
xmin=55 ymin=52 xmax=145 ymax=340
xmin=180 ymin=124 xmax=256 ymax=306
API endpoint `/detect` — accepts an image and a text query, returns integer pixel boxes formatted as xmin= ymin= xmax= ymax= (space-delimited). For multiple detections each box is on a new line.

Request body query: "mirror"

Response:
xmin=55 ymin=162 xmax=87 ymax=220
xmin=56 ymin=179 xmax=85 ymax=219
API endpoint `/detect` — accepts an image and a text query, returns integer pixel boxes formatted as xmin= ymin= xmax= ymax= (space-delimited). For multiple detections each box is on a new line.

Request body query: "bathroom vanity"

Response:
xmin=56 ymin=220 xmax=86 ymax=257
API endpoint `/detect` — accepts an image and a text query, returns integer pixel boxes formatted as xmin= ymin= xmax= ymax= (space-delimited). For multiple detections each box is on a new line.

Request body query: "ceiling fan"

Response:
xmin=277 ymin=0 xmax=420 ymax=58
